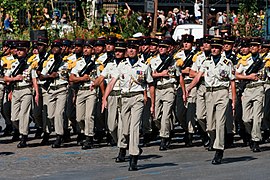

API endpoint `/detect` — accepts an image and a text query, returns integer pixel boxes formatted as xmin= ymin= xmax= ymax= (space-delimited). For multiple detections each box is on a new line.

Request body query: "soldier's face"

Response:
xmin=74 ymin=45 xmax=83 ymax=54
xmin=250 ymin=45 xmax=260 ymax=54
xmin=52 ymin=46 xmax=61 ymax=54
xmin=38 ymin=44 xmax=46 ymax=53
xmin=150 ymin=45 xmax=158 ymax=52
xmin=183 ymin=42 xmax=192 ymax=50
xmin=32 ymin=48 xmax=39 ymax=54
xmin=261 ymin=47 xmax=269 ymax=53
xmin=61 ymin=45 xmax=70 ymax=54
xmin=94 ymin=46 xmax=104 ymax=54
xmin=115 ymin=50 xmax=125 ymax=59
xmin=11 ymin=48 xmax=17 ymax=55
xmin=127 ymin=47 xmax=138 ymax=58
xmin=158 ymin=46 xmax=168 ymax=55
xmin=223 ymin=43 xmax=233 ymax=51
xmin=106 ymin=44 xmax=115 ymax=52
xmin=241 ymin=47 xmax=250 ymax=55
xmin=17 ymin=48 xmax=27 ymax=58
xmin=141 ymin=45 xmax=149 ymax=52
xmin=203 ymin=43 xmax=211 ymax=51
xmin=2 ymin=46 xmax=10 ymax=55
xmin=83 ymin=46 xmax=92 ymax=56
xmin=211 ymin=46 xmax=221 ymax=56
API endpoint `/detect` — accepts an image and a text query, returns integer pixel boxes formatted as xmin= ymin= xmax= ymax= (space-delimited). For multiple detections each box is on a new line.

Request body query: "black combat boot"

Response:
xmin=63 ymin=129 xmax=71 ymax=143
xmin=212 ymin=149 xmax=224 ymax=165
xmin=115 ymin=148 xmax=126 ymax=162
xmin=52 ymin=135 xmax=63 ymax=148
xmin=76 ymin=133 xmax=85 ymax=146
xmin=159 ymin=138 xmax=167 ymax=151
xmin=82 ymin=136 xmax=94 ymax=150
xmin=40 ymin=133 xmax=50 ymax=146
xmin=128 ymin=155 xmax=139 ymax=171
xmin=262 ymin=130 xmax=270 ymax=144
xmin=252 ymin=141 xmax=261 ymax=152
xmin=184 ymin=132 xmax=193 ymax=147
xmin=225 ymin=133 xmax=234 ymax=149
xmin=12 ymin=129 xmax=20 ymax=142
xmin=17 ymin=135 xmax=27 ymax=148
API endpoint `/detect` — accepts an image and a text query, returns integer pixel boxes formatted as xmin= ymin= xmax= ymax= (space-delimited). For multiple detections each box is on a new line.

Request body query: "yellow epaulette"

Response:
xmin=43 ymin=54 xmax=54 ymax=68
xmin=146 ymin=56 xmax=156 ymax=65
xmin=176 ymin=58 xmax=184 ymax=67
xmin=31 ymin=61 xmax=38 ymax=69
xmin=27 ymin=54 xmax=37 ymax=64
xmin=237 ymin=53 xmax=251 ymax=66
xmin=96 ymin=59 xmax=103 ymax=65
xmin=99 ymin=64 xmax=105 ymax=72
xmin=67 ymin=60 xmax=77 ymax=70
xmin=2 ymin=56 xmax=17 ymax=69
xmin=192 ymin=51 xmax=202 ymax=62
xmin=63 ymin=53 xmax=73 ymax=62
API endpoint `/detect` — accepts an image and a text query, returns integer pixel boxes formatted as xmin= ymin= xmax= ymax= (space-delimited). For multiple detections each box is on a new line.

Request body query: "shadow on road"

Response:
xmin=139 ymin=154 xmax=163 ymax=160
xmin=221 ymin=156 xmax=257 ymax=164
xmin=138 ymin=162 xmax=178 ymax=170
xmin=0 ymin=152 xmax=15 ymax=156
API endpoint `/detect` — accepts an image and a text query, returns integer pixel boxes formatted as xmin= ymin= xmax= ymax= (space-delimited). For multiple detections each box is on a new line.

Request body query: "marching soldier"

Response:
xmin=236 ymin=37 xmax=265 ymax=152
xmin=4 ymin=41 xmax=39 ymax=148
xmin=40 ymin=40 xmax=70 ymax=148
xmin=186 ymin=38 xmax=236 ymax=164
xmin=69 ymin=39 xmax=98 ymax=149
xmin=102 ymin=38 xmax=155 ymax=171
xmin=174 ymin=34 xmax=196 ymax=146
xmin=148 ymin=39 xmax=186 ymax=151
xmin=190 ymin=35 xmax=213 ymax=149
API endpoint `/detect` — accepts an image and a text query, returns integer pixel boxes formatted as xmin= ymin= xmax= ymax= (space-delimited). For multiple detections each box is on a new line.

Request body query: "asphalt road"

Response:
xmin=1 ymin=121 xmax=270 ymax=180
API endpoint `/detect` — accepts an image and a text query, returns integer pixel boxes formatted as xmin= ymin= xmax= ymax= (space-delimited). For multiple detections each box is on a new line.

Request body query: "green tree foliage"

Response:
xmin=237 ymin=0 xmax=263 ymax=37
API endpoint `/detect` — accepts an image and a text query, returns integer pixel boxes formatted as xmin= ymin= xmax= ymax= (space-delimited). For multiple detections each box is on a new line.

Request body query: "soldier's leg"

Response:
xmin=54 ymin=87 xmax=67 ymax=136
xmin=129 ymin=94 xmax=144 ymax=156
xmin=242 ymin=89 xmax=254 ymax=137
xmin=94 ymin=91 xmax=106 ymax=143
xmin=11 ymin=90 xmax=21 ymax=139
xmin=107 ymin=95 xmax=119 ymax=143
xmin=121 ymin=97 xmax=131 ymax=147
xmin=213 ymin=90 xmax=228 ymax=150
xmin=18 ymin=89 xmax=32 ymax=136
xmin=205 ymin=91 xmax=216 ymax=150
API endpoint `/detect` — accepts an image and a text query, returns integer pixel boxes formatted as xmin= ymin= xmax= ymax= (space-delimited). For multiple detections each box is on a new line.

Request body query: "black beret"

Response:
xmin=17 ymin=41 xmax=30 ymax=49
xmin=51 ymin=39 xmax=62 ymax=48
xmin=37 ymin=37 xmax=49 ymax=45
xmin=74 ymin=38 xmax=85 ymax=46
xmin=182 ymin=34 xmax=194 ymax=43
xmin=62 ymin=39 xmax=72 ymax=47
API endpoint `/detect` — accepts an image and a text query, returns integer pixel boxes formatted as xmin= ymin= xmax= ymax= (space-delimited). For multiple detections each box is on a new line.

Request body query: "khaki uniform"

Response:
xmin=71 ymin=57 xmax=97 ymax=137
xmin=101 ymin=60 xmax=125 ymax=147
xmin=149 ymin=54 xmax=181 ymax=138
xmin=5 ymin=59 xmax=38 ymax=135
xmin=236 ymin=55 xmax=265 ymax=142
xmin=174 ymin=50 xmax=196 ymax=133
xmin=1 ymin=55 xmax=15 ymax=129
xmin=113 ymin=58 xmax=153 ymax=155
xmin=41 ymin=55 xmax=69 ymax=135
xmin=200 ymin=55 xmax=235 ymax=150
xmin=191 ymin=51 xmax=207 ymax=131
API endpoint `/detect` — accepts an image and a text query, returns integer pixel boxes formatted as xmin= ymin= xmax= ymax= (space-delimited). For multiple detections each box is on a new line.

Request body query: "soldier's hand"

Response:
xmin=161 ymin=70 xmax=169 ymax=77
xmin=35 ymin=93 xmax=39 ymax=106
xmin=49 ymin=72 xmax=58 ymax=79
xmin=183 ymin=93 xmax=187 ymax=104
xmin=8 ymin=91 xmax=12 ymax=101
xmin=83 ymin=74 xmax=90 ymax=82
xmin=150 ymin=104 xmax=155 ymax=119
xmin=101 ymin=98 xmax=107 ymax=113
xmin=248 ymin=73 xmax=258 ymax=81
xmin=14 ymin=75 xmax=23 ymax=81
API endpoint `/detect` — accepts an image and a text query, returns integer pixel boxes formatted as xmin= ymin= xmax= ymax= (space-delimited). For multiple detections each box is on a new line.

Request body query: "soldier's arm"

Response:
xmin=69 ymin=73 xmax=89 ymax=83
xmin=230 ymin=80 xmax=236 ymax=111
xmin=186 ymin=71 xmax=203 ymax=93
xmin=152 ymin=70 xmax=169 ymax=78
xmin=235 ymin=72 xmax=258 ymax=81
xmin=189 ymin=69 xmax=197 ymax=78
xmin=149 ymin=84 xmax=155 ymax=116
xmin=99 ymin=81 xmax=105 ymax=96
xmin=93 ymin=75 xmax=105 ymax=87
xmin=32 ymin=78 xmax=39 ymax=105
xmin=4 ymin=75 xmax=22 ymax=83
xmin=102 ymin=77 xmax=117 ymax=113
xmin=179 ymin=75 xmax=187 ymax=103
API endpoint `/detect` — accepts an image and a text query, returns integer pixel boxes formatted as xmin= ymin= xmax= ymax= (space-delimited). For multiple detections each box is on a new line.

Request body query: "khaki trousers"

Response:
xmin=76 ymin=89 xmax=96 ymax=137
xmin=47 ymin=86 xmax=67 ymax=135
xmin=154 ymin=86 xmax=174 ymax=138
xmin=242 ymin=85 xmax=264 ymax=141
xmin=206 ymin=89 xmax=229 ymax=150
xmin=11 ymin=87 xmax=33 ymax=135
xmin=121 ymin=93 xmax=144 ymax=155
xmin=107 ymin=94 xmax=126 ymax=148
xmin=196 ymin=84 xmax=207 ymax=132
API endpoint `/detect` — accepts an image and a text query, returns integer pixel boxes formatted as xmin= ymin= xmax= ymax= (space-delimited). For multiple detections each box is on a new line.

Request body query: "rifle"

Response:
xmin=0 ymin=47 xmax=10 ymax=58
xmin=12 ymin=46 xmax=33 ymax=77
xmin=238 ymin=53 xmax=268 ymax=94
xmin=42 ymin=54 xmax=64 ymax=90
xmin=37 ymin=49 xmax=52 ymax=72
xmin=181 ymin=50 xmax=195 ymax=69
xmin=155 ymin=45 xmax=182 ymax=73
xmin=78 ymin=56 xmax=96 ymax=77
xmin=102 ymin=53 xmax=115 ymax=67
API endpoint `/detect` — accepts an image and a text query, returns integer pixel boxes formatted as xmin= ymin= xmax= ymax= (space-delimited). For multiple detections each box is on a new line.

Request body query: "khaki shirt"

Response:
xmin=112 ymin=58 xmax=153 ymax=94
xmin=149 ymin=54 xmax=181 ymax=86
xmin=95 ymin=53 xmax=107 ymax=76
xmin=41 ymin=55 xmax=69 ymax=87
xmin=200 ymin=55 xmax=235 ymax=88
xmin=236 ymin=55 xmax=265 ymax=85
xmin=71 ymin=57 xmax=97 ymax=88
xmin=191 ymin=51 xmax=206 ymax=72
xmin=5 ymin=59 xmax=37 ymax=87
xmin=101 ymin=60 xmax=121 ymax=91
